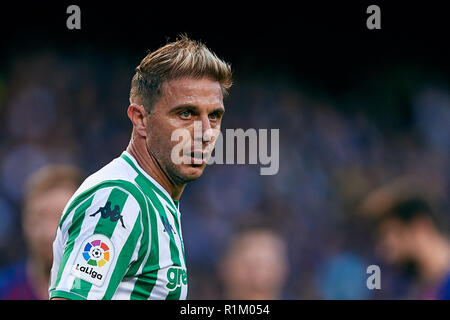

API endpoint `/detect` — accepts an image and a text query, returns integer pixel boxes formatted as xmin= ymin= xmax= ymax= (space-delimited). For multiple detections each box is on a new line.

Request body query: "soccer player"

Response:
xmin=49 ymin=36 xmax=232 ymax=300
xmin=360 ymin=177 xmax=450 ymax=299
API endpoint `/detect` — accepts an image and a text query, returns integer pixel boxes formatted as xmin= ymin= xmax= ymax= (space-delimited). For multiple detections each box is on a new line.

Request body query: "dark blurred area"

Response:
xmin=0 ymin=2 xmax=449 ymax=299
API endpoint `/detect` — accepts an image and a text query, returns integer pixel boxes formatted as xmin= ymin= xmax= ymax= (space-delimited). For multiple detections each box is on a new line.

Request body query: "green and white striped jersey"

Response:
xmin=49 ymin=151 xmax=188 ymax=300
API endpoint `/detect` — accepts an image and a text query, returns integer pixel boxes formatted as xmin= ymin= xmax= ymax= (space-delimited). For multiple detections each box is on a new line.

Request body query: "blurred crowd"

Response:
xmin=0 ymin=49 xmax=449 ymax=299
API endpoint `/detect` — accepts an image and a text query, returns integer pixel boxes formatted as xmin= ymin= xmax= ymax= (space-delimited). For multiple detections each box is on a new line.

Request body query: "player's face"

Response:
xmin=146 ymin=77 xmax=224 ymax=184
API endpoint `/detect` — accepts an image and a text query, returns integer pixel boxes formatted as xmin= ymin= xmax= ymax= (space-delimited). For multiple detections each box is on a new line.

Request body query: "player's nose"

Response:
xmin=193 ymin=115 xmax=215 ymax=143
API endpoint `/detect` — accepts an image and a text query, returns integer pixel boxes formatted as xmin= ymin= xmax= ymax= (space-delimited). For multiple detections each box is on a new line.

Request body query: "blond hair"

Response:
xmin=130 ymin=35 xmax=233 ymax=112
xmin=23 ymin=164 xmax=84 ymax=215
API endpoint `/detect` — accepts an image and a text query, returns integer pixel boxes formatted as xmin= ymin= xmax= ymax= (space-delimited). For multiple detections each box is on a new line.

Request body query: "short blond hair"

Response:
xmin=23 ymin=164 xmax=84 ymax=215
xmin=130 ymin=35 xmax=233 ymax=112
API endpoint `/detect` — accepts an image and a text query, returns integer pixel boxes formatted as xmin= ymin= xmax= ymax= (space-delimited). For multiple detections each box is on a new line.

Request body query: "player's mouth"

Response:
xmin=177 ymin=146 xmax=212 ymax=166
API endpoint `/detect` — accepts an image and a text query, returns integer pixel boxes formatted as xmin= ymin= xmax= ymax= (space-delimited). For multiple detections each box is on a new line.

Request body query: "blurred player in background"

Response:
xmin=0 ymin=165 xmax=84 ymax=299
xmin=361 ymin=176 xmax=450 ymax=299
xmin=218 ymin=226 xmax=288 ymax=299
xmin=49 ymin=36 xmax=232 ymax=300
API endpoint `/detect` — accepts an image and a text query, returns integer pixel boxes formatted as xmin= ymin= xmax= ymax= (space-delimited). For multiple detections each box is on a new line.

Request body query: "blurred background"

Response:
xmin=0 ymin=2 xmax=449 ymax=299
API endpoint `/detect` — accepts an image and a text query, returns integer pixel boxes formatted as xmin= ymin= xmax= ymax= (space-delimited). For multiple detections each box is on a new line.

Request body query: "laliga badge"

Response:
xmin=71 ymin=234 xmax=114 ymax=286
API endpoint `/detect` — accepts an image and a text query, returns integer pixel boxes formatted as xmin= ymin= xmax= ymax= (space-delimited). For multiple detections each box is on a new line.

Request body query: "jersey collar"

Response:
xmin=120 ymin=151 xmax=179 ymax=211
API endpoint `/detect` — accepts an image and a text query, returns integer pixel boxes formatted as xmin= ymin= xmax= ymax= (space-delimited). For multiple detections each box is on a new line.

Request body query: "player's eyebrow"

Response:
xmin=170 ymin=104 xmax=198 ymax=114
xmin=210 ymin=107 xmax=225 ymax=117
xmin=170 ymin=104 xmax=225 ymax=115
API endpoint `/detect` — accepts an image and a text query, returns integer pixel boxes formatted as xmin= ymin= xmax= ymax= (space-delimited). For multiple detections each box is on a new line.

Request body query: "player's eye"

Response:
xmin=179 ymin=110 xmax=192 ymax=119
xmin=209 ymin=112 xmax=222 ymax=121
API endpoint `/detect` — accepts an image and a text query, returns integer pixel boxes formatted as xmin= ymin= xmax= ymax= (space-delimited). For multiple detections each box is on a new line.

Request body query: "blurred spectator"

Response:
xmin=360 ymin=176 xmax=450 ymax=299
xmin=218 ymin=225 xmax=288 ymax=299
xmin=0 ymin=165 xmax=84 ymax=299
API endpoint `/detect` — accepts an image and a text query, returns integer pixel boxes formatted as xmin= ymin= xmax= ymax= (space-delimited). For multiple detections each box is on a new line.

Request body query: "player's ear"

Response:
xmin=127 ymin=103 xmax=148 ymax=137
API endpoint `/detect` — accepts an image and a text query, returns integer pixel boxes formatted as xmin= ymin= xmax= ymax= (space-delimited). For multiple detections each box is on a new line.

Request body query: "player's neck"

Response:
xmin=126 ymin=137 xmax=185 ymax=201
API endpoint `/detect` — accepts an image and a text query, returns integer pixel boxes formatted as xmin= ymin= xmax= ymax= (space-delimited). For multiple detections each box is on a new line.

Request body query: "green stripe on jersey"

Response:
xmin=129 ymin=189 xmax=160 ymax=300
xmin=146 ymin=189 xmax=182 ymax=300
xmin=69 ymin=188 xmax=130 ymax=298
xmin=103 ymin=216 xmax=142 ymax=299
xmin=93 ymin=188 xmax=130 ymax=237
xmin=61 ymin=179 xmax=148 ymax=228
xmin=50 ymin=152 xmax=188 ymax=300
xmin=53 ymin=195 xmax=95 ymax=290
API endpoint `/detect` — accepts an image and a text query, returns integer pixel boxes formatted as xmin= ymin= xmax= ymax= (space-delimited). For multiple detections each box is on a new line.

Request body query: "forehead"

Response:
xmin=160 ymin=77 xmax=224 ymax=107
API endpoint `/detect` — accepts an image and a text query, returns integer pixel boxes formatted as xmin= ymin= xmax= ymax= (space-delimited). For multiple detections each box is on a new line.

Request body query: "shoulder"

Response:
xmin=60 ymin=181 xmax=146 ymax=229
xmin=74 ymin=155 xmax=144 ymax=203
xmin=59 ymin=158 xmax=148 ymax=230
xmin=75 ymin=155 xmax=146 ymax=205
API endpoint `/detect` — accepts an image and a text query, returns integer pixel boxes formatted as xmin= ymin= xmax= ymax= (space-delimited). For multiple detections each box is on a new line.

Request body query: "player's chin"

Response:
xmin=177 ymin=162 xmax=207 ymax=182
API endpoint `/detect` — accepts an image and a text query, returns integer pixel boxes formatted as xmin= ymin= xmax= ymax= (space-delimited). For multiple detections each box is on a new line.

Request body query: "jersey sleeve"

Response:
xmin=49 ymin=184 xmax=144 ymax=300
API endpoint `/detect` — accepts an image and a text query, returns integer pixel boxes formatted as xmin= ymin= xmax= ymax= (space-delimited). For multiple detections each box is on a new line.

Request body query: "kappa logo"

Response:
xmin=161 ymin=215 xmax=176 ymax=235
xmin=90 ymin=201 xmax=126 ymax=228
